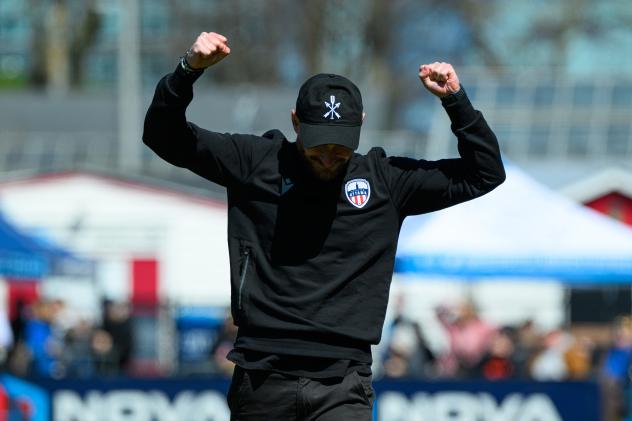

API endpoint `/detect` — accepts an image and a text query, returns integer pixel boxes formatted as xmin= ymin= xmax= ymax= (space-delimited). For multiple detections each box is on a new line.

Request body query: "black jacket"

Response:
xmin=143 ymin=65 xmax=506 ymax=364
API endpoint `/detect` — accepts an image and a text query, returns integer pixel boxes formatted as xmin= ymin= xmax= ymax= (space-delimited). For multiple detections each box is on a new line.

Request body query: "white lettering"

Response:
xmin=53 ymin=390 xmax=230 ymax=421
xmin=517 ymin=394 xmax=563 ymax=421
xmin=193 ymin=392 xmax=231 ymax=421
xmin=434 ymin=392 xmax=482 ymax=420
xmin=484 ymin=393 xmax=523 ymax=420
xmin=55 ymin=390 xmax=97 ymax=421
xmin=378 ymin=391 xmax=564 ymax=421
xmin=377 ymin=392 xmax=412 ymax=421
xmin=107 ymin=391 xmax=150 ymax=420
xmin=54 ymin=387 xmax=563 ymax=421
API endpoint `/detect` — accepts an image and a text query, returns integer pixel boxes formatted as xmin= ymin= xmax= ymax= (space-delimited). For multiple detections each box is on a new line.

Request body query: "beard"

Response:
xmin=302 ymin=156 xmax=350 ymax=182
xmin=306 ymin=163 xmax=343 ymax=181
xmin=295 ymin=138 xmax=351 ymax=183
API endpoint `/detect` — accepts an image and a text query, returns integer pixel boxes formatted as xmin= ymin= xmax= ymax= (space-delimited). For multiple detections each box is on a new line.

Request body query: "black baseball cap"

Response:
xmin=295 ymin=73 xmax=363 ymax=150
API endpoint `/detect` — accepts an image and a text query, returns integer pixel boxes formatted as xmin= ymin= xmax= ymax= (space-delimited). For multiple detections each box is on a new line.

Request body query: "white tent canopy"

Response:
xmin=395 ymin=163 xmax=632 ymax=282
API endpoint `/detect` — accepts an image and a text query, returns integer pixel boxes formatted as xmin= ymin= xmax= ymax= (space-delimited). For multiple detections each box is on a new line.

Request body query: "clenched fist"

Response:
xmin=419 ymin=62 xmax=460 ymax=98
xmin=184 ymin=32 xmax=231 ymax=70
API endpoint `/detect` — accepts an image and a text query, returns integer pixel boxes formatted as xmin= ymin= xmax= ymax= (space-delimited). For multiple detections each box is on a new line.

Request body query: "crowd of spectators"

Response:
xmin=379 ymin=299 xmax=632 ymax=419
xmin=0 ymin=298 xmax=133 ymax=379
xmin=380 ymin=300 xmax=598 ymax=381
xmin=3 ymin=295 xmax=632 ymax=417
xmin=2 ymin=297 xmax=631 ymax=384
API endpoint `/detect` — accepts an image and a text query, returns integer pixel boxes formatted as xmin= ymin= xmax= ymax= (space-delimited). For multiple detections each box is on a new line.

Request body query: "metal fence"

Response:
xmin=1 ymin=72 xmax=631 ymax=190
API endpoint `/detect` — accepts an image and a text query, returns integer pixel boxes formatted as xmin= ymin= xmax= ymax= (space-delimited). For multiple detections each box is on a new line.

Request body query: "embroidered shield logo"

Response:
xmin=345 ymin=178 xmax=371 ymax=208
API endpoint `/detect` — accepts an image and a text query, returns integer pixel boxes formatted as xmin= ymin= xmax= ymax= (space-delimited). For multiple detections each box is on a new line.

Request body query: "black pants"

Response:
xmin=227 ymin=366 xmax=375 ymax=420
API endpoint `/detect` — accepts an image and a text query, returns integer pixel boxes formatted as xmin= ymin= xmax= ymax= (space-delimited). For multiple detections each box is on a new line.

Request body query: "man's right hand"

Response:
xmin=184 ymin=32 xmax=231 ymax=70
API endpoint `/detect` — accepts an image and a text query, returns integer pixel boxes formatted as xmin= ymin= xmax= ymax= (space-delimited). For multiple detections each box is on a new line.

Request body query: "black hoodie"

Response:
xmin=143 ymin=65 xmax=506 ymax=365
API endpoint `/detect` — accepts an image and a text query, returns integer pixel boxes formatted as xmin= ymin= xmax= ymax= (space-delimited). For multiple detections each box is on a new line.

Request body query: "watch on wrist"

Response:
xmin=179 ymin=54 xmax=204 ymax=75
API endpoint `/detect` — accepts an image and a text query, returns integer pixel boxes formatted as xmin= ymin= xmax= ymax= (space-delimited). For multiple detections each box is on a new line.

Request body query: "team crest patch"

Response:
xmin=345 ymin=178 xmax=371 ymax=208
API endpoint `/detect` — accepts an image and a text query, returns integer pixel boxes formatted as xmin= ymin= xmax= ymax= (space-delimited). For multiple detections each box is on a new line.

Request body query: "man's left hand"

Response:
xmin=419 ymin=62 xmax=460 ymax=98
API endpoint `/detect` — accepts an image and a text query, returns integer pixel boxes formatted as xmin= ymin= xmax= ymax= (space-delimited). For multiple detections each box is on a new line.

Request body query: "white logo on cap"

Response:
xmin=324 ymin=95 xmax=341 ymax=120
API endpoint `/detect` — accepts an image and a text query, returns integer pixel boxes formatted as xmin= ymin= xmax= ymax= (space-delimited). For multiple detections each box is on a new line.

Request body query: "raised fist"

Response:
xmin=184 ymin=32 xmax=231 ymax=70
xmin=419 ymin=62 xmax=460 ymax=98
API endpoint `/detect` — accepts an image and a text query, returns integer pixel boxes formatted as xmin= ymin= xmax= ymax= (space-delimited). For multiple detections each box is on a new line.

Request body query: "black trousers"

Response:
xmin=227 ymin=366 xmax=375 ymax=420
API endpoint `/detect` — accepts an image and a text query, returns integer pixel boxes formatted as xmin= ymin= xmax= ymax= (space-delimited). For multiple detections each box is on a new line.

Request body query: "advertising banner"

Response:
xmin=374 ymin=379 xmax=600 ymax=421
xmin=0 ymin=375 xmax=600 ymax=421
xmin=0 ymin=375 xmax=50 ymax=421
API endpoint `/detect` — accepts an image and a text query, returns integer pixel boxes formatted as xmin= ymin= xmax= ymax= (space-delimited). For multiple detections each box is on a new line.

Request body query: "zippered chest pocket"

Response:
xmin=238 ymin=245 xmax=252 ymax=311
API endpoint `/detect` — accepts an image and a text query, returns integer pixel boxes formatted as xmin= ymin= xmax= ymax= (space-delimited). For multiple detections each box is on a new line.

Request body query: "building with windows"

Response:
xmin=1 ymin=1 xmax=631 ymax=189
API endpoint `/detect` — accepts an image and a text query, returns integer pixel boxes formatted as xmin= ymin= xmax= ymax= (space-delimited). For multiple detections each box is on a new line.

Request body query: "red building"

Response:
xmin=562 ymin=167 xmax=632 ymax=228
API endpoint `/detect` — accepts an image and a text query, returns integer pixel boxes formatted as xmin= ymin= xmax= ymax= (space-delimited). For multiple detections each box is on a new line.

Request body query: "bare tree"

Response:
xmin=167 ymin=0 xmax=389 ymax=85
xmin=168 ymin=0 xmax=287 ymax=83
xmin=295 ymin=0 xmax=327 ymax=76
xmin=28 ymin=0 xmax=48 ymax=88
xmin=27 ymin=0 xmax=101 ymax=92
xmin=69 ymin=0 xmax=101 ymax=88
xmin=45 ymin=0 xmax=70 ymax=94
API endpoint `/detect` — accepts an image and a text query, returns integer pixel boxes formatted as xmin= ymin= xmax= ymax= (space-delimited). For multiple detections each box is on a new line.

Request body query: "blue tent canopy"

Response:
xmin=0 ymin=212 xmax=48 ymax=279
xmin=0 ymin=212 xmax=93 ymax=279
xmin=395 ymin=164 xmax=632 ymax=283
xmin=26 ymin=228 xmax=94 ymax=277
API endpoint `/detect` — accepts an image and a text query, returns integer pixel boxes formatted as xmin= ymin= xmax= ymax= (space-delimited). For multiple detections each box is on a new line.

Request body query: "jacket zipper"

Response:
xmin=238 ymin=247 xmax=251 ymax=310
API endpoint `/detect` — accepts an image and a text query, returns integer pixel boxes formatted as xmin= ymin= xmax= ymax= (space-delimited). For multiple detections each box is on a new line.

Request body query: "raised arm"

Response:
xmin=384 ymin=62 xmax=506 ymax=217
xmin=143 ymin=32 xmax=255 ymax=187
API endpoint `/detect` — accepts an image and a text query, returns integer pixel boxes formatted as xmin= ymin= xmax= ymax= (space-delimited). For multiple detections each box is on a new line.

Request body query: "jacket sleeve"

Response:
xmin=142 ymin=65 xmax=257 ymax=187
xmin=382 ymin=88 xmax=506 ymax=217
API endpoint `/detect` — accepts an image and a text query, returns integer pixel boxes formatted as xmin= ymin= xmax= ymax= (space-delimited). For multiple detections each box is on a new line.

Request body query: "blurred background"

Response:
xmin=1 ymin=0 xmax=632 ymax=420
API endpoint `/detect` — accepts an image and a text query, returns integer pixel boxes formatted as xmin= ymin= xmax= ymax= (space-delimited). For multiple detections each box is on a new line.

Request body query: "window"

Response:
xmin=611 ymin=86 xmax=632 ymax=106
xmin=606 ymin=124 xmax=630 ymax=156
xmin=567 ymin=126 xmax=590 ymax=157
xmin=572 ymin=84 xmax=594 ymax=106
xmin=533 ymin=84 xmax=555 ymax=106
xmin=495 ymin=84 xmax=516 ymax=106
xmin=141 ymin=0 xmax=169 ymax=38
xmin=528 ymin=126 xmax=550 ymax=156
